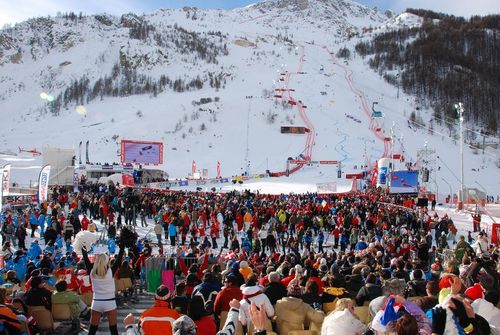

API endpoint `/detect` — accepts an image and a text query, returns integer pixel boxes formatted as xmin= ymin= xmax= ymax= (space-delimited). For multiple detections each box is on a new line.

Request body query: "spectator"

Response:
xmin=275 ymin=281 xmax=324 ymax=335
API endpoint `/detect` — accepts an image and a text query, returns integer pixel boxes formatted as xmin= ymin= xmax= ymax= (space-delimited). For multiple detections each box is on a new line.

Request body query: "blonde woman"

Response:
xmin=321 ymin=298 xmax=367 ymax=335
xmin=82 ymin=242 xmax=125 ymax=335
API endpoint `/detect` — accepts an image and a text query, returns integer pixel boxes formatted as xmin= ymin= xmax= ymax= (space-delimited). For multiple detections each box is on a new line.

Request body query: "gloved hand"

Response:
xmin=431 ymin=306 xmax=447 ymax=335
xmin=450 ymin=298 xmax=471 ymax=328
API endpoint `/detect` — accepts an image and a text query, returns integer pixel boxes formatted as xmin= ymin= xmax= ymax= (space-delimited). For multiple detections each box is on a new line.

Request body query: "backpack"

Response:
xmin=382 ymin=278 xmax=407 ymax=296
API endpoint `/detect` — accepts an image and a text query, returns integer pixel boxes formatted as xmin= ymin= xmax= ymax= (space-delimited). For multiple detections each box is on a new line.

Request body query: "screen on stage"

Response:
xmin=389 ymin=170 xmax=418 ymax=194
xmin=121 ymin=140 xmax=163 ymax=165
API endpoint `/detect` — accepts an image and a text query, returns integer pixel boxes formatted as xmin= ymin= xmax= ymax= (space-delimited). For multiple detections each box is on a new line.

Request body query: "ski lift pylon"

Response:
xmin=371 ymin=102 xmax=383 ymax=118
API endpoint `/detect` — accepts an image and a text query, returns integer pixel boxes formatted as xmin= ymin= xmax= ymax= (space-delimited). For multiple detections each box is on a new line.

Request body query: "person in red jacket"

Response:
xmin=213 ymin=275 xmax=242 ymax=316
xmin=81 ymin=214 xmax=90 ymax=231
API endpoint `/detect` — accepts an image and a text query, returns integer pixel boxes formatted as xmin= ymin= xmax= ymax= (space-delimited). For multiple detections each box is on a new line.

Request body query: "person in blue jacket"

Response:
xmin=27 ymin=240 xmax=42 ymax=260
xmin=355 ymin=237 xmax=368 ymax=251
xmin=38 ymin=212 xmax=46 ymax=236
xmin=317 ymin=230 xmax=325 ymax=253
xmin=29 ymin=211 xmax=38 ymax=238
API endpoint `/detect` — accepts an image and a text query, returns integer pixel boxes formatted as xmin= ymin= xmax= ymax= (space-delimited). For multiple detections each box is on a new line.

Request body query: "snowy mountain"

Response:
xmin=0 ymin=0 xmax=498 ymax=197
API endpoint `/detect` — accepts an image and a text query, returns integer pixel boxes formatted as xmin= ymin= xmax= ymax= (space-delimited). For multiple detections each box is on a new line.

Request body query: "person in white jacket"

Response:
xmin=471 ymin=298 xmax=500 ymax=335
xmin=472 ymin=233 xmax=489 ymax=256
xmin=239 ymin=282 xmax=274 ymax=327
xmin=321 ymin=298 xmax=367 ymax=335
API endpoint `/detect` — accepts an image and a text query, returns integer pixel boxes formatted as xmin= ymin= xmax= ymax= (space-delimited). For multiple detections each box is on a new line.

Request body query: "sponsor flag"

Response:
xmin=216 ymin=161 xmax=221 ymax=178
xmin=38 ymin=165 xmax=51 ymax=205
xmin=224 ymin=250 xmax=236 ymax=261
xmin=192 ymin=160 xmax=196 ymax=174
xmin=73 ymin=170 xmax=79 ymax=193
xmin=79 ymin=141 xmax=82 ymax=164
xmin=2 ymin=164 xmax=11 ymax=196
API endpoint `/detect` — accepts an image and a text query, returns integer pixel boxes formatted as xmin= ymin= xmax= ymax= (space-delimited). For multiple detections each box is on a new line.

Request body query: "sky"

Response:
xmin=0 ymin=0 xmax=499 ymax=27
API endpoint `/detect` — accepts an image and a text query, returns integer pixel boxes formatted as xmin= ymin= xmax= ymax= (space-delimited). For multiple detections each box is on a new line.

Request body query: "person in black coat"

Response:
xmin=407 ymin=269 xmax=427 ymax=297
xmin=346 ymin=267 xmax=364 ymax=296
xmin=25 ymin=276 xmax=52 ymax=310
xmin=356 ymin=273 xmax=382 ymax=306
xmin=264 ymin=272 xmax=287 ymax=305
xmin=43 ymin=226 xmax=57 ymax=245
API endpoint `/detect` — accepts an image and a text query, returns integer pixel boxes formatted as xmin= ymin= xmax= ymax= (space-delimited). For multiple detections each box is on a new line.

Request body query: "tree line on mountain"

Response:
xmin=355 ymin=11 xmax=499 ymax=135
xmin=47 ymin=62 xmax=226 ymax=115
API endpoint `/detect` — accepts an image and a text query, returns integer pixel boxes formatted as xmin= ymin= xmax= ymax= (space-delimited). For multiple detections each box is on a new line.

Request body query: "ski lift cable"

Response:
xmin=378 ymin=104 xmax=499 ymax=159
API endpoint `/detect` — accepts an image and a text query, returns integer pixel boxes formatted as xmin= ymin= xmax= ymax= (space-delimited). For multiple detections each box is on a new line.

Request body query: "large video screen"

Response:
xmin=281 ymin=126 xmax=307 ymax=134
xmin=121 ymin=140 xmax=163 ymax=165
xmin=389 ymin=170 xmax=418 ymax=194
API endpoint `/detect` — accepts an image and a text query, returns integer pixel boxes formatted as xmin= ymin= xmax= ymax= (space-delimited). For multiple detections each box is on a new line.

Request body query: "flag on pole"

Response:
xmin=224 ymin=250 xmax=236 ymax=261
xmin=216 ymin=161 xmax=221 ymax=178
xmin=192 ymin=160 xmax=196 ymax=174
xmin=2 ymin=164 xmax=11 ymax=196
xmin=73 ymin=170 xmax=79 ymax=193
xmin=38 ymin=165 xmax=51 ymax=205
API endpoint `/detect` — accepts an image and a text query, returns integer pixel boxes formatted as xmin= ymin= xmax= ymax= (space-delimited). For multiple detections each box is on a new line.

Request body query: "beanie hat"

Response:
xmin=287 ymin=283 xmax=302 ymax=297
xmin=155 ymin=285 xmax=171 ymax=301
xmin=438 ymin=288 xmax=451 ymax=305
xmin=240 ymin=261 xmax=249 ymax=269
xmin=465 ymin=283 xmax=485 ymax=301
xmin=232 ymin=262 xmax=240 ymax=270
xmin=439 ymin=276 xmax=453 ymax=290
xmin=173 ymin=315 xmax=196 ymax=335
xmin=30 ymin=276 xmax=44 ymax=288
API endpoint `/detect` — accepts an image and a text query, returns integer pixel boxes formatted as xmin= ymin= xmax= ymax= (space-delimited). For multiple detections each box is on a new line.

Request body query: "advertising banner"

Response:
xmin=38 ymin=165 xmax=51 ymax=204
xmin=2 ymin=164 xmax=11 ymax=196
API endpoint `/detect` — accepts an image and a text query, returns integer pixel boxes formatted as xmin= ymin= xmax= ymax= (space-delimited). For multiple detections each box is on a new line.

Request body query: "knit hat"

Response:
xmin=439 ymin=276 xmax=453 ymax=290
xmin=231 ymin=262 xmax=240 ymax=270
xmin=438 ymin=288 xmax=451 ymax=305
xmin=287 ymin=283 xmax=302 ymax=297
xmin=155 ymin=285 xmax=171 ymax=301
xmin=240 ymin=261 xmax=249 ymax=269
xmin=173 ymin=315 xmax=196 ymax=335
xmin=465 ymin=284 xmax=485 ymax=301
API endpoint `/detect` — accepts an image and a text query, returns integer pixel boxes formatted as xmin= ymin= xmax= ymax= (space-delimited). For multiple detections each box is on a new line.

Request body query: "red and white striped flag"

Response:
xmin=224 ymin=250 xmax=236 ymax=260
xmin=192 ymin=160 xmax=196 ymax=174
xmin=216 ymin=161 xmax=221 ymax=178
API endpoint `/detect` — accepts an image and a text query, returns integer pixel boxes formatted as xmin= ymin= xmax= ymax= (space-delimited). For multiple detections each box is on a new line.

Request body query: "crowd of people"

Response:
xmin=0 ymin=182 xmax=498 ymax=335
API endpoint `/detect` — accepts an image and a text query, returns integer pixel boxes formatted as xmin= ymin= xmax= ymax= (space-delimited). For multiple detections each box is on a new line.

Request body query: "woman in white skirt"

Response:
xmin=82 ymin=242 xmax=125 ymax=335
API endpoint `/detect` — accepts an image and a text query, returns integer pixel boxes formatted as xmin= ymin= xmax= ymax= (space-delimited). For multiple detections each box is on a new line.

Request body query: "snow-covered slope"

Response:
xmin=0 ymin=0 xmax=498 ymax=198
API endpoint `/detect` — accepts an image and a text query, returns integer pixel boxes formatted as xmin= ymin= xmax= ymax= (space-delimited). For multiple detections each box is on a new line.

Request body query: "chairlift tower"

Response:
xmin=417 ymin=141 xmax=436 ymax=194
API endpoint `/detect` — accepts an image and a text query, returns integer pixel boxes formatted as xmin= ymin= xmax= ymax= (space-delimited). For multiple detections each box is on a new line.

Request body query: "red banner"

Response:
xmin=216 ymin=161 xmax=221 ymax=178
xmin=319 ymin=160 xmax=338 ymax=164
xmin=192 ymin=160 xmax=196 ymax=174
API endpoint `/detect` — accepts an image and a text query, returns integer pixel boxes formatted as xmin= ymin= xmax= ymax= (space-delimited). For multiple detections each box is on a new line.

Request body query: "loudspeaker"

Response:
xmin=417 ymin=198 xmax=429 ymax=207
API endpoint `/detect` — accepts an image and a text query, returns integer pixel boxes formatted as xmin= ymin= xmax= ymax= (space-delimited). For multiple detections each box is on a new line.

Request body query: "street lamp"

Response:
xmin=454 ymin=103 xmax=465 ymax=205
